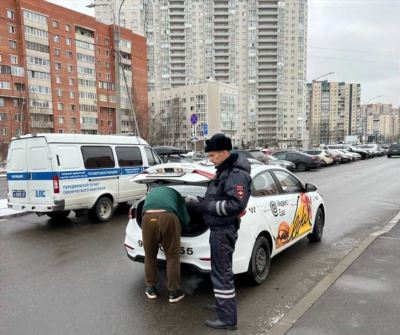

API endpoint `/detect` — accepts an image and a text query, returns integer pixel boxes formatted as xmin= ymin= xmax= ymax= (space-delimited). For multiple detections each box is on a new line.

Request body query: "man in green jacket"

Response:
xmin=141 ymin=186 xmax=190 ymax=303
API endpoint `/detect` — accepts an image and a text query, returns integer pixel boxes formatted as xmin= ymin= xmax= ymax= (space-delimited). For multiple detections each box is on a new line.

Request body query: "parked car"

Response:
xmin=387 ymin=143 xmax=400 ymax=158
xmin=303 ymin=149 xmax=334 ymax=166
xmin=325 ymin=144 xmax=370 ymax=160
xmin=337 ymin=149 xmax=361 ymax=161
xmin=235 ymin=149 xmax=269 ymax=164
xmin=266 ymin=155 xmax=296 ymax=171
xmin=272 ymin=150 xmax=321 ymax=172
xmin=325 ymin=149 xmax=351 ymax=163
xmin=125 ymin=163 xmax=325 ymax=284
xmin=153 ymin=146 xmax=190 ymax=163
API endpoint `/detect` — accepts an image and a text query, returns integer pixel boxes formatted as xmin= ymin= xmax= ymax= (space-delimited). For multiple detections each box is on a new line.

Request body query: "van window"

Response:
xmin=9 ymin=149 xmax=26 ymax=171
xmin=116 ymin=146 xmax=143 ymax=167
xmin=145 ymin=147 xmax=162 ymax=166
xmin=81 ymin=146 xmax=115 ymax=169
xmin=58 ymin=145 xmax=81 ymax=169
xmin=30 ymin=147 xmax=48 ymax=170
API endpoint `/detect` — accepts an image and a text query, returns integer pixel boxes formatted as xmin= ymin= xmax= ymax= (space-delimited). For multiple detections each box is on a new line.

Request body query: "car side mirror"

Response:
xmin=304 ymin=183 xmax=317 ymax=192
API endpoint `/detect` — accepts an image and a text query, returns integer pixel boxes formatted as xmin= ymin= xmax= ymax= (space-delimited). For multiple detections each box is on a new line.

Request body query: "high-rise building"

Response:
xmin=361 ymin=103 xmax=400 ymax=143
xmin=307 ymin=81 xmax=361 ymax=147
xmin=0 ymin=0 xmax=148 ymax=161
xmin=95 ymin=0 xmax=307 ymax=148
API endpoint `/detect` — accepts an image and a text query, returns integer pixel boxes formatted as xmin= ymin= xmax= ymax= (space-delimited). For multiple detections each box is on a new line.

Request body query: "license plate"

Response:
xmin=12 ymin=190 xmax=26 ymax=198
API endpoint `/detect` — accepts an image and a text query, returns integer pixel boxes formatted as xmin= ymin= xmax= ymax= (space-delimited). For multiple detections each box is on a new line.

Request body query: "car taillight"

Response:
xmin=53 ymin=175 xmax=60 ymax=194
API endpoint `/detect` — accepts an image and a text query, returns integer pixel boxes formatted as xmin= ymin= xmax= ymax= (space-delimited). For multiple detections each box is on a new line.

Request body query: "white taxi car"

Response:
xmin=124 ymin=163 xmax=325 ymax=284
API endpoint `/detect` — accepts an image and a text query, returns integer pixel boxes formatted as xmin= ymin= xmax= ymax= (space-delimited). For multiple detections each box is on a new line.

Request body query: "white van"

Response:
xmin=6 ymin=133 xmax=162 ymax=222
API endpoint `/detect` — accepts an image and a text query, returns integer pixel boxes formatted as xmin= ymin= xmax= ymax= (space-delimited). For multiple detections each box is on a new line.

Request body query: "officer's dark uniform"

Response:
xmin=201 ymin=134 xmax=252 ymax=328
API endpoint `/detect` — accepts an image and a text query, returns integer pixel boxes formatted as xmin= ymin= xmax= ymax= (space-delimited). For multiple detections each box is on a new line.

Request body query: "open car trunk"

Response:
xmin=134 ymin=199 xmax=208 ymax=237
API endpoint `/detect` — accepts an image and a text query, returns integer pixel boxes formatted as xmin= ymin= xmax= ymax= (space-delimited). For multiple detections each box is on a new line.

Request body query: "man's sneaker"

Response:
xmin=169 ymin=289 xmax=185 ymax=303
xmin=145 ymin=286 xmax=158 ymax=299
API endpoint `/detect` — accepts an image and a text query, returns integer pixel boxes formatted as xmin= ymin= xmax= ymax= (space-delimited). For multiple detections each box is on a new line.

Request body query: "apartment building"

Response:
xmin=307 ymin=80 xmax=361 ymax=147
xmin=95 ymin=0 xmax=307 ymax=148
xmin=362 ymin=103 xmax=400 ymax=143
xmin=148 ymin=81 xmax=239 ymax=149
xmin=0 ymin=0 xmax=147 ymax=161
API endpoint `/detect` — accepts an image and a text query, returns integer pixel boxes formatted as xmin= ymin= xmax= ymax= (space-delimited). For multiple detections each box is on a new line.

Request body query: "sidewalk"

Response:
xmin=0 ymin=198 xmax=22 ymax=218
xmin=272 ymin=212 xmax=400 ymax=335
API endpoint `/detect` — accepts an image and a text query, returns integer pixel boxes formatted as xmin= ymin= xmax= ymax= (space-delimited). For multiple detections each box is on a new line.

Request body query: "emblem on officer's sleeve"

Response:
xmin=236 ymin=185 xmax=244 ymax=199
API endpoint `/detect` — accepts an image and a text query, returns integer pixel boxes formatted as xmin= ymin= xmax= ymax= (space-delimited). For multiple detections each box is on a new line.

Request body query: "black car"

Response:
xmin=235 ymin=149 xmax=269 ymax=164
xmin=272 ymin=150 xmax=321 ymax=171
xmin=387 ymin=144 xmax=400 ymax=158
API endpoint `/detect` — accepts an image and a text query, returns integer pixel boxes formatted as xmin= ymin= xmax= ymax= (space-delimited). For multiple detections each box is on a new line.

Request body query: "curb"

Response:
xmin=269 ymin=210 xmax=400 ymax=335
xmin=0 ymin=210 xmax=29 ymax=219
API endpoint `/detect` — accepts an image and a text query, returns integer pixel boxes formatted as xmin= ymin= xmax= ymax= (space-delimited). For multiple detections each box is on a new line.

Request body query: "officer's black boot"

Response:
xmin=205 ymin=319 xmax=237 ymax=330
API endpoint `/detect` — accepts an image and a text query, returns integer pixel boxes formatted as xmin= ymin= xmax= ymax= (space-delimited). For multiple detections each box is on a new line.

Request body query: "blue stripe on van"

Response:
xmin=7 ymin=167 xmax=145 ymax=181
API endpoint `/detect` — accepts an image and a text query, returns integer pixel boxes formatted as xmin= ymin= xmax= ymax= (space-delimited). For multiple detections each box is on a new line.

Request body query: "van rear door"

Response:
xmin=7 ymin=139 xmax=29 ymax=206
xmin=27 ymin=137 xmax=54 ymax=207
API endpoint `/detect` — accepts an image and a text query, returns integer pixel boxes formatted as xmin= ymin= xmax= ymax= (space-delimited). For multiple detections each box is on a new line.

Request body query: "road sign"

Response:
xmin=203 ymin=123 xmax=208 ymax=136
xmin=190 ymin=113 xmax=198 ymax=125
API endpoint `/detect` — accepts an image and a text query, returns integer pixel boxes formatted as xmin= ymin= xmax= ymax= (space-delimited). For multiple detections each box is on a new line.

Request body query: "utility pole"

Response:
xmin=87 ymin=0 xmax=125 ymax=134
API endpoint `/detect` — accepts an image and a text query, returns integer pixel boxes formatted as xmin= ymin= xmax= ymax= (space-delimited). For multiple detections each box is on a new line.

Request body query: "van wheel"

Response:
xmin=90 ymin=196 xmax=114 ymax=222
xmin=308 ymin=207 xmax=324 ymax=242
xmin=247 ymin=236 xmax=271 ymax=285
xmin=47 ymin=210 xmax=71 ymax=220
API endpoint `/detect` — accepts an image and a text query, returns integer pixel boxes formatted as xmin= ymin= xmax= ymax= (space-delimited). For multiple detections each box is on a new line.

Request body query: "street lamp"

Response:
xmin=363 ymin=95 xmax=383 ymax=143
xmin=87 ymin=1 xmax=125 ymax=134
xmin=309 ymin=72 xmax=335 ymax=147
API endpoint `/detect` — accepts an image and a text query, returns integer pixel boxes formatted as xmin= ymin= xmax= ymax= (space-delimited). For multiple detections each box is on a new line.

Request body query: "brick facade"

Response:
xmin=0 ymin=0 xmax=147 ymax=160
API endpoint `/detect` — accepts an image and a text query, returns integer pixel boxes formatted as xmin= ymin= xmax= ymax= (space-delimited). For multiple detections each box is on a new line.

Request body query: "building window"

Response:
xmin=0 ymin=81 xmax=11 ymax=89
xmin=55 ymin=62 xmax=61 ymax=70
xmin=13 ymin=99 xmax=19 ymax=107
xmin=52 ymin=20 xmax=59 ymax=28
xmin=67 ymin=65 xmax=74 ymax=73
xmin=57 ymin=103 xmax=64 ymax=111
xmin=66 ymin=51 xmax=73 ymax=59
xmin=104 ymin=38 xmax=109 ymax=46
xmin=68 ymin=78 xmax=74 ymax=86
xmin=65 ymin=24 xmax=71 ymax=32
xmin=105 ymin=50 xmax=110 ymax=57
xmin=58 ymin=117 xmax=64 ymax=124
xmin=0 ymin=98 xmax=4 ymax=107
xmin=53 ymin=35 xmax=60 ymax=43
xmin=1 ymin=128 xmax=8 ymax=136
xmin=9 ymin=40 xmax=17 ymax=49
xmin=8 ymin=24 xmax=16 ymax=34
xmin=55 ymin=76 xmax=61 ymax=84
xmin=69 ymin=91 xmax=75 ymax=98
xmin=54 ymin=48 xmax=60 ymax=56
xmin=10 ymin=55 xmax=18 ymax=64
xmin=0 ymin=113 xmax=6 ymax=121
xmin=70 ymin=104 xmax=76 ymax=112
xmin=56 ymin=89 xmax=63 ymax=97
xmin=66 ymin=38 xmax=72 ymax=46
xmin=105 ymin=62 xmax=110 ymax=69
xmin=7 ymin=9 xmax=15 ymax=19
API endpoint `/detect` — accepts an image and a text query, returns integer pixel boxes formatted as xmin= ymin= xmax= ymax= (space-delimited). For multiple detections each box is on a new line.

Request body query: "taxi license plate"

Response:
xmin=12 ymin=190 xmax=26 ymax=198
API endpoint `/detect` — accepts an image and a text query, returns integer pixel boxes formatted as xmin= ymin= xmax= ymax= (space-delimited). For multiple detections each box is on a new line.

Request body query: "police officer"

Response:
xmin=192 ymin=133 xmax=251 ymax=330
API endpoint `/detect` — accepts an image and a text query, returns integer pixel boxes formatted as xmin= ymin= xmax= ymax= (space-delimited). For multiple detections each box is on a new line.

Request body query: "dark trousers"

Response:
xmin=142 ymin=212 xmax=181 ymax=291
xmin=209 ymin=226 xmax=238 ymax=325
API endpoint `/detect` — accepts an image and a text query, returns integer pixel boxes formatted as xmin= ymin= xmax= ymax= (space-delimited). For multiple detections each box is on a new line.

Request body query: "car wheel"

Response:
xmin=247 ymin=236 xmax=271 ymax=285
xmin=89 ymin=196 xmax=114 ymax=222
xmin=46 ymin=210 xmax=71 ymax=220
xmin=297 ymin=162 xmax=306 ymax=172
xmin=308 ymin=207 xmax=324 ymax=242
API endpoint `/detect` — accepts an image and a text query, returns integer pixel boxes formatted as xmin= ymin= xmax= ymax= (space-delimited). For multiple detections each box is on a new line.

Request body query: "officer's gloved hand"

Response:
xmin=185 ymin=195 xmax=200 ymax=204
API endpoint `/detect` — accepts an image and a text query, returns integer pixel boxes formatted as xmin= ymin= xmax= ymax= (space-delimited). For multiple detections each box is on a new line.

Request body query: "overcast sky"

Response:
xmin=48 ymin=0 xmax=400 ymax=106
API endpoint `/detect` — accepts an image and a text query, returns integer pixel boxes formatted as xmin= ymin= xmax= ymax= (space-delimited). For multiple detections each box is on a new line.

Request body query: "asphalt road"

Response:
xmin=1 ymin=156 xmax=399 ymax=335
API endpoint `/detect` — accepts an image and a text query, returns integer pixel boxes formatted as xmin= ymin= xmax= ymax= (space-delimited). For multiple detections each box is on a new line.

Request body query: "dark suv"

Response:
xmin=272 ymin=150 xmax=321 ymax=171
xmin=387 ymin=144 xmax=400 ymax=158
